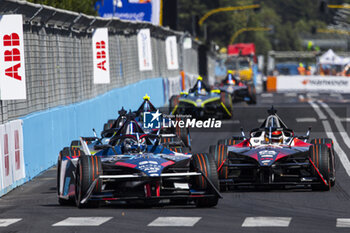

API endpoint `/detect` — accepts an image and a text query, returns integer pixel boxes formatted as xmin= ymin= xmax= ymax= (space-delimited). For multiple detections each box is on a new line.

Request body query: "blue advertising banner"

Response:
xmin=96 ymin=0 xmax=160 ymax=24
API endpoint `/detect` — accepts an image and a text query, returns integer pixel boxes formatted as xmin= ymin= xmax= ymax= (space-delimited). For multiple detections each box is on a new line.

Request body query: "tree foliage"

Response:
xmin=178 ymin=0 xmax=348 ymax=53
xmin=27 ymin=0 xmax=98 ymax=16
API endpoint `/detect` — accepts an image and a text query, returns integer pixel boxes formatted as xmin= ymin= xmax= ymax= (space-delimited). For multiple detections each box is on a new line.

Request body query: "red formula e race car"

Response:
xmin=209 ymin=107 xmax=335 ymax=191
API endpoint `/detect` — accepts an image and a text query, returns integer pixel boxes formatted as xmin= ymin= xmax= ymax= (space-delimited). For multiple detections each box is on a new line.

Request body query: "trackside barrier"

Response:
xmin=0 ymin=78 xmax=164 ymax=197
xmin=266 ymin=75 xmax=350 ymax=93
xmin=0 ymin=120 xmax=25 ymax=197
xmin=0 ymin=0 xmax=204 ymax=124
xmin=163 ymin=74 xmax=198 ymax=102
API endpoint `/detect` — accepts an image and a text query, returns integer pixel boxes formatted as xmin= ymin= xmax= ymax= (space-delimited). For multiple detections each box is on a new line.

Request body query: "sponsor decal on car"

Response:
xmin=259 ymin=150 xmax=277 ymax=157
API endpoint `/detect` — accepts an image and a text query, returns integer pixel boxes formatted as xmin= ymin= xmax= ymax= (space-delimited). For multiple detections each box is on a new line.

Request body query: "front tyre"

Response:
xmin=190 ymin=153 xmax=219 ymax=207
xmin=247 ymin=84 xmax=257 ymax=105
xmin=310 ymin=144 xmax=331 ymax=191
xmin=310 ymin=138 xmax=335 ymax=186
xmin=169 ymin=95 xmax=180 ymax=114
xmin=220 ymin=92 xmax=233 ymax=119
xmin=75 ymin=156 xmax=103 ymax=208
xmin=209 ymin=145 xmax=228 ymax=180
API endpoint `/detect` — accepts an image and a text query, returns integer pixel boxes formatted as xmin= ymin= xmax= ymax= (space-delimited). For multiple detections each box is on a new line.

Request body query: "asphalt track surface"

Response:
xmin=1 ymin=92 xmax=350 ymax=233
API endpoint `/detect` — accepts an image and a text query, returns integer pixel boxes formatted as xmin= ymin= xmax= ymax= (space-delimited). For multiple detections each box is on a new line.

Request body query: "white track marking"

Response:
xmin=322 ymin=121 xmax=350 ymax=176
xmin=318 ymin=101 xmax=350 ymax=150
xmin=284 ymin=93 xmax=297 ymax=97
xmin=261 ymin=93 xmax=273 ymax=98
xmin=232 ymin=120 xmax=240 ymax=124
xmin=242 ymin=217 xmax=291 ymax=227
xmin=337 ymin=218 xmax=350 ymax=227
xmin=0 ymin=218 xmax=22 ymax=227
xmin=308 ymin=101 xmax=327 ymax=120
xmin=341 ymin=118 xmax=350 ymax=122
xmin=296 ymin=118 xmax=317 ymax=123
xmin=308 ymin=101 xmax=350 ymax=176
xmin=52 ymin=217 xmax=112 ymax=226
xmin=148 ymin=217 xmax=201 ymax=227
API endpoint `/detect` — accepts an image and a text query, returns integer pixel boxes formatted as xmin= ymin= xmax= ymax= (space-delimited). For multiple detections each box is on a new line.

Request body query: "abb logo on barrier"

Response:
xmin=96 ymin=41 xmax=106 ymax=71
xmin=92 ymin=28 xmax=109 ymax=84
xmin=0 ymin=15 xmax=26 ymax=100
xmin=3 ymin=33 xmax=22 ymax=81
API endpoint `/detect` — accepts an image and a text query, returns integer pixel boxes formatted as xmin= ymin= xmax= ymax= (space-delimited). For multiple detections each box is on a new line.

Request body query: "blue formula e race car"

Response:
xmin=100 ymin=95 xmax=191 ymax=151
xmin=169 ymin=76 xmax=233 ymax=119
xmin=209 ymin=107 xmax=335 ymax=191
xmin=57 ymin=115 xmax=221 ymax=208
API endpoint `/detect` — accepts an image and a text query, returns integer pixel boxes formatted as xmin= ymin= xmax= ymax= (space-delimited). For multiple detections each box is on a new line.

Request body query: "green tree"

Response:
xmin=27 ymin=0 xmax=98 ymax=15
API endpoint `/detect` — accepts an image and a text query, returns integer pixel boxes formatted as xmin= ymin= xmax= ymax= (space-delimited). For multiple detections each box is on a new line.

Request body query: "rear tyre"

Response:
xmin=169 ymin=95 xmax=180 ymax=114
xmin=168 ymin=146 xmax=191 ymax=154
xmin=70 ymin=140 xmax=81 ymax=149
xmin=309 ymin=144 xmax=331 ymax=191
xmin=209 ymin=145 xmax=228 ymax=180
xmin=190 ymin=153 xmax=219 ymax=207
xmin=75 ymin=156 xmax=103 ymax=208
xmin=217 ymin=138 xmax=237 ymax=146
xmin=247 ymin=85 xmax=257 ymax=105
xmin=161 ymin=136 xmax=182 ymax=146
xmin=107 ymin=119 xmax=116 ymax=129
xmin=176 ymin=125 xmax=191 ymax=148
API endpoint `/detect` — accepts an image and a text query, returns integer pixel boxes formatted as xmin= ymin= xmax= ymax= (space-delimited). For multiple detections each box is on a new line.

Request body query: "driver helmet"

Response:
xmin=196 ymin=80 xmax=207 ymax=95
xmin=199 ymin=88 xmax=207 ymax=95
xmin=227 ymin=70 xmax=236 ymax=85
xmin=122 ymin=137 xmax=146 ymax=153
xmin=123 ymin=138 xmax=138 ymax=153
xmin=265 ymin=130 xmax=283 ymax=144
